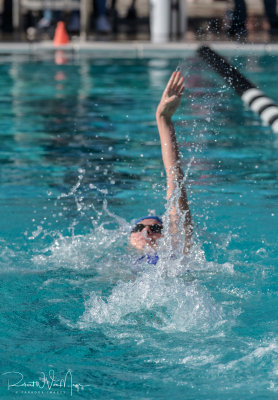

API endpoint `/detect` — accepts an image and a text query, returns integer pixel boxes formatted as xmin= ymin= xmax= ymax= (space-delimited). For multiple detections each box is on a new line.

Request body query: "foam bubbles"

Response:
xmin=78 ymin=251 xmax=223 ymax=333
xmin=32 ymin=224 xmax=127 ymax=272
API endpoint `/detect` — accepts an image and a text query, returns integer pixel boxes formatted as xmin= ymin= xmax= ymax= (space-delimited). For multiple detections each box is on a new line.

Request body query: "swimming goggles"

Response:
xmin=131 ymin=223 xmax=163 ymax=234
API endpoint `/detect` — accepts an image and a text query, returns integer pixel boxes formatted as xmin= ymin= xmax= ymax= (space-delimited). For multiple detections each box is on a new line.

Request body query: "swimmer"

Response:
xmin=130 ymin=71 xmax=192 ymax=258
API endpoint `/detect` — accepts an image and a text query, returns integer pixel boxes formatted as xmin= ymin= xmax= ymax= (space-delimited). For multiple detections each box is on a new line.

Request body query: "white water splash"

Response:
xmin=32 ymin=224 xmax=127 ymax=272
xmin=29 ymin=182 xmax=229 ymax=333
xmin=78 ymin=246 xmax=223 ymax=332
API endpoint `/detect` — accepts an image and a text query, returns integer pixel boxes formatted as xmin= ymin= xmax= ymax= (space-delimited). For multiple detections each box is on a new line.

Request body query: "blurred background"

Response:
xmin=0 ymin=0 xmax=275 ymax=43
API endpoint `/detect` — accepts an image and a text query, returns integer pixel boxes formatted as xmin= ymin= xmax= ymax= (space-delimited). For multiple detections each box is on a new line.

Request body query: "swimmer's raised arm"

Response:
xmin=156 ymin=71 xmax=192 ymax=253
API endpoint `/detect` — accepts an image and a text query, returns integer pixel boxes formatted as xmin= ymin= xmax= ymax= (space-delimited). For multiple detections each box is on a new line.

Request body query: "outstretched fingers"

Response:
xmin=172 ymin=71 xmax=181 ymax=90
xmin=164 ymin=71 xmax=185 ymax=101
xmin=178 ymin=85 xmax=185 ymax=96
xmin=176 ymin=76 xmax=184 ymax=95
xmin=165 ymin=71 xmax=177 ymax=93
xmin=173 ymin=73 xmax=184 ymax=95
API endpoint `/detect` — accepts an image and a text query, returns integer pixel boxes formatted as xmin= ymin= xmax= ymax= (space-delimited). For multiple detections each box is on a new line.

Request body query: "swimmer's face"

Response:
xmin=130 ymin=218 xmax=163 ymax=251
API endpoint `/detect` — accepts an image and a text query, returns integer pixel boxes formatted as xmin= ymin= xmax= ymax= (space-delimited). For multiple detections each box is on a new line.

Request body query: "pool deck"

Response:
xmin=1 ymin=40 xmax=278 ymax=57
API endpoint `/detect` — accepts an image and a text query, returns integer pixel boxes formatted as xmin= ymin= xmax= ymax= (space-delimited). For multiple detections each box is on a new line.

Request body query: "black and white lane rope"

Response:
xmin=197 ymin=45 xmax=278 ymax=133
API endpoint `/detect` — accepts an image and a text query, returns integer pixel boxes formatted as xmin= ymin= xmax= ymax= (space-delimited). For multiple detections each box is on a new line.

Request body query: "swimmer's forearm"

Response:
xmin=156 ymin=114 xmax=183 ymax=182
xmin=156 ymin=113 xmax=190 ymax=212
xmin=156 ymin=113 xmax=192 ymax=250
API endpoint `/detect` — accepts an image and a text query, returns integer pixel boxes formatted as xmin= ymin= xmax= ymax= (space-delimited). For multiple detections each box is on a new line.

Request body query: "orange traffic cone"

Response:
xmin=53 ymin=21 xmax=69 ymax=46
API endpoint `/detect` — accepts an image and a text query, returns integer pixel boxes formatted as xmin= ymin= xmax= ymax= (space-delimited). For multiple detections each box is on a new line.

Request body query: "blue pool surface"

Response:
xmin=0 ymin=51 xmax=278 ymax=399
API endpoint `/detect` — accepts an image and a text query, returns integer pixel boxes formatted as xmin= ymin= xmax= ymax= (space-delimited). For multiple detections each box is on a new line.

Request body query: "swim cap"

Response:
xmin=134 ymin=216 xmax=163 ymax=225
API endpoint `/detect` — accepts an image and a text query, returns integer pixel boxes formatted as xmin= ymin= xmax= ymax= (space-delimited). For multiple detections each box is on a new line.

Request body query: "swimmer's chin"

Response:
xmin=130 ymin=236 xmax=157 ymax=251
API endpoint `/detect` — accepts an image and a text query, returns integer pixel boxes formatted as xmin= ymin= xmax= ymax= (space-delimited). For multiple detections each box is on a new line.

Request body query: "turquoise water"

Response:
xmin=0 ymin=52 xmax=277 ymax=399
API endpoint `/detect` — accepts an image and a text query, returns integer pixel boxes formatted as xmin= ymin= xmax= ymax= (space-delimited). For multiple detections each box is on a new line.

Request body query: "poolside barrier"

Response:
xmin=197 ymin=45 xmax=278 ymax=133
xmin=53 ymin=21 xmax=70 ymax=46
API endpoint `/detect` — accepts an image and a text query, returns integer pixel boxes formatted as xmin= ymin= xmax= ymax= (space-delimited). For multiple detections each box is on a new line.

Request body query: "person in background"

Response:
xmin=95 ymin=0 xmax=111 ymax=33
xmin=130 ymin=71 xmax=192 ymax=264
xmin=37 ymin=8 xmax=79 ymax=33
xmin=37 ymin=9 xmax=60 ymax=30
xmin=227 ymin=0 xmax=247 ymax=38
xmin=1 ymin=0 xmax=13 ymax=32
xmin=228 ymin=0 xmax=278 ymax=38
xmin=263 ymin=0 xmax=278 ymax=36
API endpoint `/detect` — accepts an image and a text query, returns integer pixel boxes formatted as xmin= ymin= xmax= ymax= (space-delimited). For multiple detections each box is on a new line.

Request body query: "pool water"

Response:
xmin=0 ymin=51 xmax=277 ymax=399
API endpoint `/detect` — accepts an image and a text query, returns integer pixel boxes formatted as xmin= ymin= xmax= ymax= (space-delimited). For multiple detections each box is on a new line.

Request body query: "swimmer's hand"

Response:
xmin=156 ymin=71 xmax=184 ymax=120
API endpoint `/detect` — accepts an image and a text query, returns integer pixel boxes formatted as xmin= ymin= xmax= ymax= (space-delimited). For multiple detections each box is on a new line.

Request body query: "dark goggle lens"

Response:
xmin=131 ymin=224 xmax=145 ymax=233
xmin=150 ymin=224 xmax=163 ymax=233
xmin=131 ymin=224 xmax=163 ymax=234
